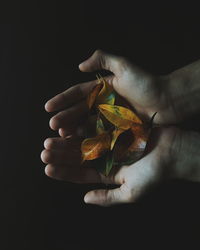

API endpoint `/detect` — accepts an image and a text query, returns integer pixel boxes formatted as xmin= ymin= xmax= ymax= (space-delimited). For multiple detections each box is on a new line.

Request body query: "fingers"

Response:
xmin=84 ymin=186 xmax=129 ymax=206
xmin=41 ymin=137 xmax=101 ymax=183
xmin=79 ymin=49 xmax=125 ymax=75
xmin=41 ymin=137 xmax=82 ymax=164
xmin=44 ymin=137 xmax=77 ymax=150
xmin=49 ymin=100 xmax=88 ymax=131
xmin=41 ymin=148 xmax=81 ymax=165
xmin=44 ymin=164 xmax=101 ymax=184
xmin=45 ymin=80 xmax=97 ymax=112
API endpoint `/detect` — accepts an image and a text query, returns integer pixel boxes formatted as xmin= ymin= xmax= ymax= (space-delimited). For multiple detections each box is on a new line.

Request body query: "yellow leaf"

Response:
xmin=87 ymin=83 xmax=103 ymax=109
xmin=98 ymin=104 xmax=142 ymax=130
xmin=81 ymin=133 xmax=111 ymax=161
xmin=96 ymin=75 xmax=115 ymax=105
xmin=110 ymin=128 xmax=125 ymax=150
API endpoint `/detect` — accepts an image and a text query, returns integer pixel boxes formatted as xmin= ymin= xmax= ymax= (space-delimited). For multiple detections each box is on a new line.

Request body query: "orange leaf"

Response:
xmin=112 ymin=129 xmax=134 ymax=162
xmin=87 ymin=83 xmax=103 ymax=109
xmin=98 ymin=104 xmax=142 ymax=130
xmin=96 ymin=75 xmax=115 ymax=105
xmin=129 ymin=125 xmax=149 ymax=152
xmin=81 ymin=133 xmax=111 ymax=161
xmin=119 ymin=125 xmax=149 ymax=164
xmin=110 ymin=128 xmax=125 ymax=150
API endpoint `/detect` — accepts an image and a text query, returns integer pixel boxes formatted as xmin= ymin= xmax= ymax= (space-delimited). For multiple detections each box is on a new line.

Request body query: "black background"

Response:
xmin=1 ymin=1 xmax=200 ymax=249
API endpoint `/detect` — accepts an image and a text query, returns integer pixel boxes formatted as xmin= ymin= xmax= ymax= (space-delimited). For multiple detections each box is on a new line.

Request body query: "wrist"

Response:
xmin=162 ymin=64 xmax=200 ymax=124
xmin=169 ymin=129 xmax=200 ymax=182
xmin=156 ymin=126 xmax=181 ymax=180
xmin=155 ymin=74 xmax=179 ymax=125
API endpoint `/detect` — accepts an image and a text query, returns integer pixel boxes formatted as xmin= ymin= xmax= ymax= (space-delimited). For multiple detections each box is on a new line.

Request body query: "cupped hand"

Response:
xmin=45 ymin=50 xmax=178 ymax=138
xmin=41 ymin=127 xmax=180 ymax=206
xmin=42 ymin=50 xmax=181 ymax=206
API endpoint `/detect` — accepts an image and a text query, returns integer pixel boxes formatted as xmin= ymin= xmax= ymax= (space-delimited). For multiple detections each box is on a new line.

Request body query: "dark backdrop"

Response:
xmin=1 ymin=1 xmax=200 ymax=249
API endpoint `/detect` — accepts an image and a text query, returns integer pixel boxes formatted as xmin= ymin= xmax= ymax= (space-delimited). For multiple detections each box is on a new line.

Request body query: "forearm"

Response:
xmin=164 ymin=60 xmax=200 ymax=122
xmin=172 ymin=129 xmax=200 ymax=182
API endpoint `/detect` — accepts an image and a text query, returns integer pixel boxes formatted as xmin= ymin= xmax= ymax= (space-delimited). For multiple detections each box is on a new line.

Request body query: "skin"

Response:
xmin=41 ymin=50 xmax=200 ymax=206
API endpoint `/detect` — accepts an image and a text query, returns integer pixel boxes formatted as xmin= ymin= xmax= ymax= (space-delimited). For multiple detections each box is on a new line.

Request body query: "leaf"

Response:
xmin=92 ymin=154 xmax=107 ymax=175
xmin=112 ymin=129 xmax=134 ymax=163
xmin=81 ymin=133 xmax=111 ymax=161
xmin=87 ymin=83 xmax=103 ymax=109
xmin=96 ymin=116 xmax=105 ymax=135
xmin=96 ymin=75 xmax=115 ymax=106
xmin=130 ymin=125 xmax=149 ymax=151
xmin=90 ymin=151 xmax=113 ymax=176
xmin=118 ymin=125 xmax=149 ymax=165
xmin=149 ymin=112 xmax=157 ymax=126
xmin=99 ymin=104 xmax=142 ymax=130
xmin=110 ymin=128 xmax=125 ymax=150
xmin=105 ymin=151 xmax=114 ymax=176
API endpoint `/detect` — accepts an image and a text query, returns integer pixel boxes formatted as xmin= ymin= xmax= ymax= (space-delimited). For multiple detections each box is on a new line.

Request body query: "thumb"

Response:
xmin=84 ymin=187 xmax=127 ymax=207
xmin=79 ymin=49 xmax=123 ymax=75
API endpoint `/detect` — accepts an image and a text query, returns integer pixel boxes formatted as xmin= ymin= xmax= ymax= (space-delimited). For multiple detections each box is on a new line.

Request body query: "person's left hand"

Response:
xmin=41 ymin=126 xmax=180 ymax=206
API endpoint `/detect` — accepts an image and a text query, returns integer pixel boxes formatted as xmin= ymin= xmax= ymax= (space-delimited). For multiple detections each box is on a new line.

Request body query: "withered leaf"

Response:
xmin=131 ymin=125 xmax=149 ymax=150
xmin=82 ymin=74 xmax=157 ymax=176
xmin=98 ymin=104 xmax=142 ymax=130
xmin=87 ymin=83 xmax=103 ymax=109
xmin=105 ymin=151 xmax=114 ymax=176
xmin=118 ymin=125 xmax=149 ymax=165
xmin=110 ymin=127 xmax=125 ymax=150
xmin=81 ymin=132 xmax=111 ymax=161
xmin=96 ymin=75 xmax=115 ymax=106
xmin=87 ymin=75 xmax=115 ymax=110
xmin=96 ymin=116 xmax=105 ymax=135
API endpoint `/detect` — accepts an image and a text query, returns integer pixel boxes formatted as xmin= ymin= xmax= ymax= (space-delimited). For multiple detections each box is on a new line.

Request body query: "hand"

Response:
xmin=42 ymin=50 xmax=197 ymax=206
xmin=45 ymin=50 xmax=178 ymax=139
xmin=41 ymin=127 xmax=180 ymax=206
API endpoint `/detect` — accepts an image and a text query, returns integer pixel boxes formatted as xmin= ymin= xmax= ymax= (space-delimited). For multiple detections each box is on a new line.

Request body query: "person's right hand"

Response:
xmin=45 ymin=50 xmax=179 ymax=138
xmin=42 ymin=50 xmax=200 ymax=206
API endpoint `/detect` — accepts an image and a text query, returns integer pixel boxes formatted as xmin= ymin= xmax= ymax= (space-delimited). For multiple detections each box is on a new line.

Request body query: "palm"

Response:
xmin=41 ymin=136 xmax=101 ymax=184
xmin=41 ymin=127 xmax=177 ymax=205
xmin=41 ymin=50 xmax=178 ymax=205
xmin=107 ymin=64 xmax=173 ymax=125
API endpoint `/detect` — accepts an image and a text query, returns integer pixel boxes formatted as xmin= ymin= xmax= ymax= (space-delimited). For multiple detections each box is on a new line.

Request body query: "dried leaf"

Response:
xmin=81 ymin=133 xmax=110 ymax=161
xmin=110 ymin=128 xmax=125 ymax=150
xmin=92 ymin=154 xmax=107 ymax=175
xmin=96 ymin=116 xmax=105 ymax=135
xmin=99 ymin=104 xmax=142 ymax=130
xmin=119 ymin=125 xmax=149 ymax=165
xmin=96 ymin=75 xmax=115 ymax=106
xmin=148 ymin=112 xmax=157 ymax=128
xmin=113 ymin=129 xmax=134 ymax=163
xmin=90 ymin=151 xmax=113 ymax=176
xmin=105 ymin=152 xmax=114 ymax=176
xmin=87 ymin=83 xmax=103 ymax=109
xmin=82 ymin=74 xmax=157 ymax=176
xmin=87 ymin=75 xmax=115 ymax=110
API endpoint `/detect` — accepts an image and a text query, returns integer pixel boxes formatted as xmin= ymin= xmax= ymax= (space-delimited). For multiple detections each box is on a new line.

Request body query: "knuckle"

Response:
xmin=76 ymin=84 xmax=85 ymax=99
xmin=95 ymin=49 xmax=104 ymax=56
xmin=116 ymin=56 xmax=129 ymax=69
xmin=95 ymin=50 xmax=106 ymax=68
xmin=103 ymin=190 xmax=112 ymax=205
xmin=124 ymin=189 xmax=134 ymax=202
